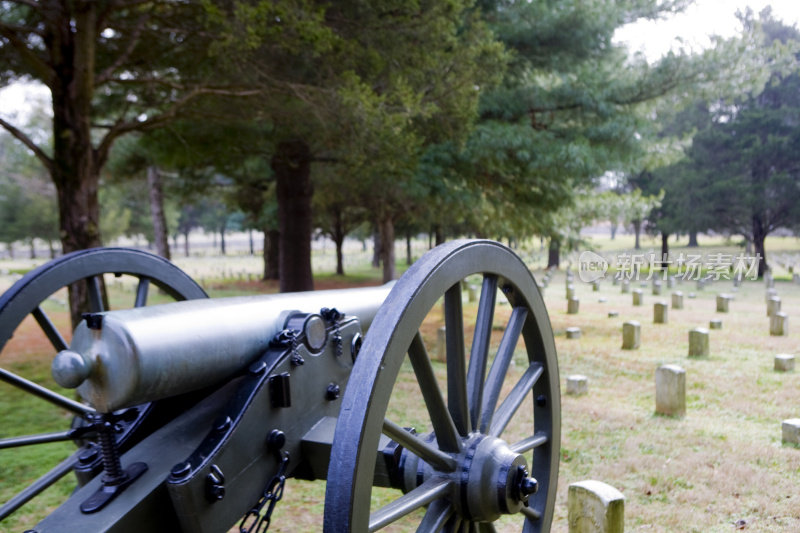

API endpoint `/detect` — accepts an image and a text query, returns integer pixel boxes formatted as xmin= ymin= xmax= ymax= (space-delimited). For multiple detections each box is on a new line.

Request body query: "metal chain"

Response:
xmin=239 ymin=451 xmax=290 ymax=533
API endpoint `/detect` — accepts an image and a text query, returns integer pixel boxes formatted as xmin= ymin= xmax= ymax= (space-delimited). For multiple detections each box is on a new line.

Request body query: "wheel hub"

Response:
xmin=398 ymin=432 xmax=537 ymax=522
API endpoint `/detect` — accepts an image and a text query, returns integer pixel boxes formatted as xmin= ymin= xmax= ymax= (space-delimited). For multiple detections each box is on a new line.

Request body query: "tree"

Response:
xmin=209 ymin=0 xmax=505 ymax=286
xmin=0 ymin=1 xmax=260 ymax=323
xmin=686 ymin=12 xmax=800 ymax=276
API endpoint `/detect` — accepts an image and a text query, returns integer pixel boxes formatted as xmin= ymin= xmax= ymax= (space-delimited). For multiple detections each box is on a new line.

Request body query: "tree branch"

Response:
xmin=0 ymin=24 xmax=55 ymax=86
xmin=0 ymin=116 xmax=53 ymax=172
xmin=94 ymin=86 xmax=262 ymax=166
xmin=95 ymin=12 xmax=151 ymax=86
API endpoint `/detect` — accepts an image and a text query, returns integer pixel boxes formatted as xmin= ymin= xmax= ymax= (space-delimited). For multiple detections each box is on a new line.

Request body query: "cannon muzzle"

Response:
xmin=52 ymin=285 xmax=392 ymax=412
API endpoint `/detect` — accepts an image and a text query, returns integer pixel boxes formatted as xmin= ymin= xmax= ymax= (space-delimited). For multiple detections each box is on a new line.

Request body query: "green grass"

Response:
xmin=3 ymin=240 xmax=800 ymax=531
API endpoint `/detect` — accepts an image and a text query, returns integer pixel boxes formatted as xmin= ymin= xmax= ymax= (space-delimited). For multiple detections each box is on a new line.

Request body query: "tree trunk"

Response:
xmin=248 ymin=229 xmax=255 ymax=256
xmin=688 ymin=231 xmax=698 ymax=247
xmin=331 ymin=215 xmax=345 ymax=277
xmin=633 ymin=219 xmax=642 ymax=250
xmin=379 ymin=217 xmax=396 ymax=283
xmin=147 ymin=166 xmax=171 ymax=260
xmin=220 ymin=227 xmax=226 ymax=255
xmin=547 ymin=239 xmax=560 ymax=269
xmin=659 ymin=231 xmax=669 ymax=270
xmin=610 ymin=224 xmax=617 ymax=240
xmin=273 ymin=140 xmax=314 ymax=292
xmin=406 ymin=232 xmax=413 ymax=266
xmin=434 ymin=225 xmax=444 ymax=246
xmin=752 ymin=216 xmax=768 ymax=277
xmin=372 ymin=226 xmax=381 ymax=268
xmin=48 ymin=240 xmax=56 ymax=259
xmin=263 ymin=229 xmax=280 ymax=280
xmin=183 ymin=230 xmax=190 ymax=257
xmin=29 ymin=239 xmax=36 ymax=259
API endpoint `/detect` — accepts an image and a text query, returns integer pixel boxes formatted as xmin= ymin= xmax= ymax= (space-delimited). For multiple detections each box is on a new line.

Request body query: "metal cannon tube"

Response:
xmin=52 ymin=284 xmax=392 ymax=412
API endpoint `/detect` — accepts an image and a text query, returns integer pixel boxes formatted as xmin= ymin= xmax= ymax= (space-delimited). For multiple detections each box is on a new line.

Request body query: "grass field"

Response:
xmin=1 ymin=235 xmax=800 ymax=531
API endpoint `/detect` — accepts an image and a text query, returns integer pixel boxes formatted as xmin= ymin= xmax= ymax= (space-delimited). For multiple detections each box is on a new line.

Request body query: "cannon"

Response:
xmin=0 ymin=240 xmax=560 ymax=532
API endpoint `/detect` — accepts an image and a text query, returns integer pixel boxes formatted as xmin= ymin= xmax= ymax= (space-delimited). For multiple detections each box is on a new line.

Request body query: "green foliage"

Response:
xmin=682 ymin=13 xmax=800 ymax=269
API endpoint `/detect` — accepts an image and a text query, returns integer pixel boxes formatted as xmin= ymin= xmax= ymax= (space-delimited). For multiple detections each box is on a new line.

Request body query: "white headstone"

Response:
xmin=656 ymin=364 xmax=686 ymax=417
xmin=567 ymin=375 xmax=589 ymax=395
xmin=622 ymin=321 xmax=640 ymax=350
xmin=688 ymin=328 xmax=709 ymax=357
xmin=568 ymin=480 xmax=625 ymax=533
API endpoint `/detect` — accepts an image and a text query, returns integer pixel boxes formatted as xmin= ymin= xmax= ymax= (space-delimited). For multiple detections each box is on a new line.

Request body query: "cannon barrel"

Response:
xmin=52 ymin=284 xmax=392 ymax=412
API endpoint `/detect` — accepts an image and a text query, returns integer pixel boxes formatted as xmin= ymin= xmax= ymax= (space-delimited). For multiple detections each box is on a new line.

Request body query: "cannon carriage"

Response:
xmin=0 ymin=240 xmax=559 ymax=532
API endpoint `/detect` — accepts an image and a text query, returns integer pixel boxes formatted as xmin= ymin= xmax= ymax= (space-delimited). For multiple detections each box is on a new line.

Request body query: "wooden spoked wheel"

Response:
xmin=324 ymin=240 xmax=560 ymax=532
xmin=0 ymin=248 xmax=206 ymax=523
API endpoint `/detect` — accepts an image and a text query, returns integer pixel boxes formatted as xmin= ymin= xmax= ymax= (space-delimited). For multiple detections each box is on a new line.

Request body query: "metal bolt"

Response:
xmin=267 ymin=429 xmax=286 ymax=452
xmin=205 ymin=464 xmax=225 ymax=502
xmin=78 ymin=443 xmax=100 ymax=465
xmin=326 ymin=383 xmax=341 ymax=401
xmin=536 ymin=395 xmax=547 ymax=407
xmin=515 ymin=465 xmax=538 ymax=502
xmin=170 ymin=461 xmax=192 ymax=480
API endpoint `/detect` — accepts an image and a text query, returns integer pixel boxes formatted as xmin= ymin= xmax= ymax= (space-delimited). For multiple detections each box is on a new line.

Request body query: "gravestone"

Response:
xmin=436 ymin=326 xmax=447 ymax=362
xmin=566 ymin=285 xmax=576 ymax=300
xmin=709 ymin=319 xmax=722 ymax=330
xmin=655 ymin=364 xmax=686 ymax=417
xmin=568 ymin=480 xmax=625 ymax=533
xmin=688 ymin=328 xmax=709 ymax=357
xmin=671 ymin=292 xmax=684 ymax=310
xmin=621 ymin=280 xmax=630 ymax=294
xmin=568 ymin=298 xmax=580 ymax=314
xmin=767 ymin=296 xmax=781 ymax=317
xmin=653 ymin=301 xmax=668 ymax=324
xmin=632 ymin=289 xmax=644 ymax=306
xmin=775 ymin=354 xmax=795 ymax=372
xmin=566 ymin=327 xmax=582 ymax=339
xmin=667 ymin=276 xmax=675 ymax=289
xmin=622 ymin=321 xmax=640 ymax=350
xmin=716 ymin=294 xmax=732 ymax=313
xmin=782 ymin=419 xmax=800 ymax=446
xmin=770 ymin=312 xmax=788 ymax=336
xmin=608 ymin=311 xmax=619 ymax=318
xmin=765 ymin=288 xmax=778 ymax=302
xmin=592 ymin=281 xmax=601 ymax=292
xmin=467 ymin=284 xmax=478 ymax=302
xmin=567 ymin=375 xmax=589 ymax=395
xmin=652 ymin=281 xmax=662 ymax=295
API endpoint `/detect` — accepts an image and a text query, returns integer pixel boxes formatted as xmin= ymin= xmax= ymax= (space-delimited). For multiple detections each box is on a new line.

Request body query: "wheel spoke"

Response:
xmin=489 ymin=362 xmax=543 ymax=438
xmin=32 ymin=306 xmax=68 ymax=352
xmin=369 ymin=477 xmax=452 ymax=531
xmin=479 ymin=307 xmax=528 ymax=433
xmin=134 ymin=277 xmax=150 ymax=307
xmin=415 ymin=499 xmax=453 ymax=533
xmin=0 ymin=430 xmax=74 ymax=449
xmin=0 ymin=367 xmax=93 ymax=417
xmin=383 ymin=419 xmax=457 ymax=472
xmin=444 ymin=284 xmax=469 ymax=436
xmin=87 ymin=275 xmax=104 ymax=313
xmin=0 ymin=449 xmax=79 ymax=520
xmin=477 ymin=522 xmax=497 ymax=533
xmin=408 ymin=333 xmax=461 ymax=453
xmin=510 ymin=432 xmax=548 ymax=454
xmin=521 ymin=505 xmax=542 ymax=521
xmin=466 ymin=274 xmax=496 ymax=430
